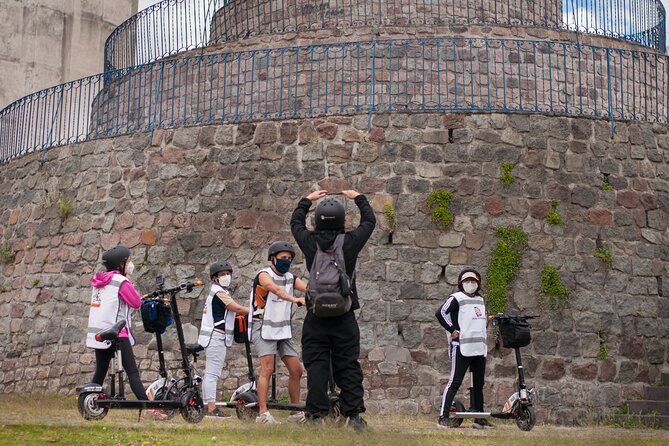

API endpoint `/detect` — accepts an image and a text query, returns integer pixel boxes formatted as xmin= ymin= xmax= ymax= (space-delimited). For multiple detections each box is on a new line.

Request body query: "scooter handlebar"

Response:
xmin=488 ymin=313 xmax=538 ymax=321
xmin=143 ymin=280 xmax=204 ymax=299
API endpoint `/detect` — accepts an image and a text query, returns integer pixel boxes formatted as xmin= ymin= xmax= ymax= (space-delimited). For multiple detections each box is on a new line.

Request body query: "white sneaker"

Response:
xmin=256 ymin=411 xmax=281 ymax=424
xmin=287 ymin=411 xmax=306 ymax=423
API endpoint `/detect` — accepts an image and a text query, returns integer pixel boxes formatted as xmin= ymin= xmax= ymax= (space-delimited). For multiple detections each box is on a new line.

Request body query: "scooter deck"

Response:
xmin=451 ymin=411 xmax=514 ymax=419
xmin=96 ymin=399 xmax=185 ymax=410
xmin=216 ymin=401 xmax=305 ymax=411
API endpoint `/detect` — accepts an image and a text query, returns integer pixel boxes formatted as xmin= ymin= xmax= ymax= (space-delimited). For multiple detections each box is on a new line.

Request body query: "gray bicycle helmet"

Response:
xmin=102 ymin=245 xmax=131 ymax=272
xmin=209 ymin=260 xmax=233 ymax=279
xmin=267 ymin=241 xmax=295 ymax=260
xmin=314 ymin=197 xmax=345 ymax=231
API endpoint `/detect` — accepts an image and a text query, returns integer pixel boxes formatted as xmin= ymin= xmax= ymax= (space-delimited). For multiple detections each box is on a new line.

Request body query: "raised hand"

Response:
xmin=341 ymin=190 xmax=360 ymax=199
xmin=306 ymin=190 xmax=328 ymax=201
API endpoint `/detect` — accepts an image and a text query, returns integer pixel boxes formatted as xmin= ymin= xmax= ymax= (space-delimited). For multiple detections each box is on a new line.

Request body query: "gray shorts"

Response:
xmin=251 ymin=321 xmax=299 ymax=358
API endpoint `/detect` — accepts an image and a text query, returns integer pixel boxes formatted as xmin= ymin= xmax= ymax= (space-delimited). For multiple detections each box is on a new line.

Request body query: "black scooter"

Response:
xmin=214 ymin=316 xmax=340 ymax=420
xmin=446 ymin=314 xmax=537 ymax=431
xmin=76 ymin=280 xmax=206 ymax=423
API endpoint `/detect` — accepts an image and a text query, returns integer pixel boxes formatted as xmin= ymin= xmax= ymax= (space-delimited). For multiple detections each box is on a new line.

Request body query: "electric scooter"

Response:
xmin=76 ymin=280 xmax=206 ymax=423
xmin=216 ymin=316 xmax=341 ymax=420
xmin=446 ymin=313 xmax=537 ymax=431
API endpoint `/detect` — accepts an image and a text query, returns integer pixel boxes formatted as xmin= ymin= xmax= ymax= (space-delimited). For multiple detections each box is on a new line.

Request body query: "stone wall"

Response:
xmin=1 ymin=112 xmax=668 ymax=424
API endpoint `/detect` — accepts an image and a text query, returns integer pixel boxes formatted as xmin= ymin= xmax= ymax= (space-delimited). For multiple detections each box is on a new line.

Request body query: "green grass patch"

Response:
xmin=594 ymin=248 xmax=612 ymax=270
xmin=485 ymin=226 xmax=528 ymax=314
xmin=0 ymin=237 xmax=15 ymax=265
xmin=601 ymin=174 xmax=614 ymax=191
xmin=383 ymin=202 xmax=397 ymax=234
xmin=596 ymin=330 xmax=609 ymax=361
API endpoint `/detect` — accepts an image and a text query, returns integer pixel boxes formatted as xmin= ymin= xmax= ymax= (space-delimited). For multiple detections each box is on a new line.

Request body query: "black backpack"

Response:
xmin=307 ymin=234 xmax=352 ymax=318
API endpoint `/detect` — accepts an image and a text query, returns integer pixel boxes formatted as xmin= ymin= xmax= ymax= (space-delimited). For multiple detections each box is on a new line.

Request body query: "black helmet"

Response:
xmin=267 ymin=241 xmax=295 ymax=260
xmin=457 ymin=267 xmax=481 ymax=292
xmin=209 ymin=260 xmax=233 ymax=279
xmin=314 ymin=197 xmax=345 ymax=231
xmin=102 ymin=245 xmax=131 ymax=272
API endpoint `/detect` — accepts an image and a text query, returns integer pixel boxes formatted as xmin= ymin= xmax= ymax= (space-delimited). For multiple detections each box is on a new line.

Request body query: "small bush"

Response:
xmin=426 ymin=190 xmax=454 ymax=230
xmin=546 ymin=200 xmax=564 ymax=226
xmin=540 ymin=265 xmax=571 ymax=311
xmin=32 ymin=278 xmax=40 ymax=287
xmin=500 ymin=162 xmax=516 ymax=185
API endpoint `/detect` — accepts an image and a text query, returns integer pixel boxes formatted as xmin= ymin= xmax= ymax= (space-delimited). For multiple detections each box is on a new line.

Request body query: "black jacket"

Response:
xmin=290 ymin=195 xmax=376 ymax=311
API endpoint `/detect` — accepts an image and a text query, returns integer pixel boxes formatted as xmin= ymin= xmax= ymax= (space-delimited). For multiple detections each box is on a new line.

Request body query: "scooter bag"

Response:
xmin=234 ymin=315 xmax=247 ymax=343
xmin=141 ymin=301 xmax=173 ymax=334
xmin=499 ymin=317 xmax=531 ymax=348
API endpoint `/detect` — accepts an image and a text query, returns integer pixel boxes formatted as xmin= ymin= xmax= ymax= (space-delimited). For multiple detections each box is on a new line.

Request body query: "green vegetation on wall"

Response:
xmin=540 ymin=265 xmax=571 ymax=311
xmin=383 ymin=202 xmax=397 ymax=234
xmin=596 ymin=330 xmax=609 ymax=360
xmin=594 ymin=247 xmax=612 ymax=270
xmin=500 ymin=162 xmax=516 ymax=185
xmin=546 ymin=200 xmax=564 ymax=225
xmin=426 ymin=190 xmax=454 ymax=230
xmin=485 ymin=226 xmax=528 ymax=314
xmin=0 ymin=237 xmax=15 ymax=265
xmin=59 ymin=197 xmax=74 ymax=221
xmin=601 ymin=174 xmax=614 ymax=191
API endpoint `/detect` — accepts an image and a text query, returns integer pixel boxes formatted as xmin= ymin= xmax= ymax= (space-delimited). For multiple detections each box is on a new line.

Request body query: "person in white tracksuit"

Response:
xmin=435 ymin=267 xmax=493 ymax=429
xmin=198 ymin=260 xmax=249 ymax=418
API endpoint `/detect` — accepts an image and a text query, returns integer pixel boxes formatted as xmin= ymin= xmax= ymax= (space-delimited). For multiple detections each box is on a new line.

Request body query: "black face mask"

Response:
xmin=274 ymin=258 xmax=292 ymax=274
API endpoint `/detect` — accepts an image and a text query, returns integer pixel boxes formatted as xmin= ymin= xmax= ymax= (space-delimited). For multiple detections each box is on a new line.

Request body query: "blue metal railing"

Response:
xmin=103 ymin=0 xmax=667 ymax=71
xmin=2 ymin=37 xmax=668 ymax=164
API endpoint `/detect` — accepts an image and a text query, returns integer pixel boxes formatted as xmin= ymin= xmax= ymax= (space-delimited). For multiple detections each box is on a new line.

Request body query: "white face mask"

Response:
xmin=218 ymin=275 xmax=231 ymax=288
xmin=125 ymin=261 xmax=135 ymax=275
xmin=462 ymin=281 xmax=478 ymax=295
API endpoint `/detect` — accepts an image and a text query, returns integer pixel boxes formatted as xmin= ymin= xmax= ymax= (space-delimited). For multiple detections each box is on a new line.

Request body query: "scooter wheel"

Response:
xmin=153 ymin=387 xmax=180 ymax=420
xmin=447 ymin=399 xmax=465 ymax=428
xmin=516 ymin=405 xmax=536 ymax=431
xmin=77 ymin=392 xmax=108 ymax=421
xmin=329 ymin=395 xmax=341 ymax=420
xmin=180 ymin=390 xmax=205 ymax=424
xmin=234 ymin=392 xmax=259 ymax=421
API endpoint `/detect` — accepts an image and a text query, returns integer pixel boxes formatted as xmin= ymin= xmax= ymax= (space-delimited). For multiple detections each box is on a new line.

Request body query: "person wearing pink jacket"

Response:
xmin=85 ymin=245 xmax=147 ymax=400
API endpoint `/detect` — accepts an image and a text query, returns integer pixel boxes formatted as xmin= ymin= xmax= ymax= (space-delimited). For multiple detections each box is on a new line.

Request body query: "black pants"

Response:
xmin=439 ymin=343 xmax=486 ymax=417
xmin=301 ymin=310 xmax=365 ymax=418
xmin=92 ymin=338 xmax=148 ymax=400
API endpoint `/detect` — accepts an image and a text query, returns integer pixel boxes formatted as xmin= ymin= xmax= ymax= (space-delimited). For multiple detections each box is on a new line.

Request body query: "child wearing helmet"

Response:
xmin=435 ymin=268 xmax=492 ymax=429
xmin=197 ymin=260 xmax=249 ymax=418
xmin=249 ymin=241 xmax=307 ymax=424
xmin=86 ymin=245 xmax=148 ymax=401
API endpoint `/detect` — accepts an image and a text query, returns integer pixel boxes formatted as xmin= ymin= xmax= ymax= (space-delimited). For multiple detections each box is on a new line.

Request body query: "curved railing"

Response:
xmin=104 ymin=0 xmax=667 ymax=71
xmin=2 ymin=37 xmax=668 ymax=164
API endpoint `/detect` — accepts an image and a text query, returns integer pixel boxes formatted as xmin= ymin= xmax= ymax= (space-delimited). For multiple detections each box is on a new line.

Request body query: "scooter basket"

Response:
xmin=498 ymin=317 xmax=531 ymax=348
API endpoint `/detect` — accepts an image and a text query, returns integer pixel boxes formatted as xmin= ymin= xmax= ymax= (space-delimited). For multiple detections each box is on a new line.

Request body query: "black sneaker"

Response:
xmin=437 ymin=416 xmax=450 ymax=429
xmin=205 ymin=408 xmax=231 ymax=419
xmin=347 ymin=414 xmax=368 ymax=431
xmin=472 ymin=418 xmax=494 ymax=429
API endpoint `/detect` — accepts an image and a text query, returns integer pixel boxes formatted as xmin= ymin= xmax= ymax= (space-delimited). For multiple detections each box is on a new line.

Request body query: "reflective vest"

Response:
xmin=198 ymin=284 xmax=235 ymax=348
xmin=249 ymin=267 xmax=294 ymax=341
xmin=86 ymin=274 xmax=134 ymax=349
xmin=453 ymin=291 xmax=488 ymax=357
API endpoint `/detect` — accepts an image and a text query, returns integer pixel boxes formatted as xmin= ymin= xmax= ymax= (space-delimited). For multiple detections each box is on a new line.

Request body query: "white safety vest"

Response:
xmin=86 ymin=274 xmax=134 ymax=349
xmin=198 ymin=284 xmax=235 ymax=348
xmin=249 ymin=267 xmax=294 ymax=341
xmin=453 ymin=291 xmax=488 ymax=357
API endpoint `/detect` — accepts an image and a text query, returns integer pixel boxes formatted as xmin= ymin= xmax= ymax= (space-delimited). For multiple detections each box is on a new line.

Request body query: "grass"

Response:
xmin=0 ymin=395 xmax=667 ymax=446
